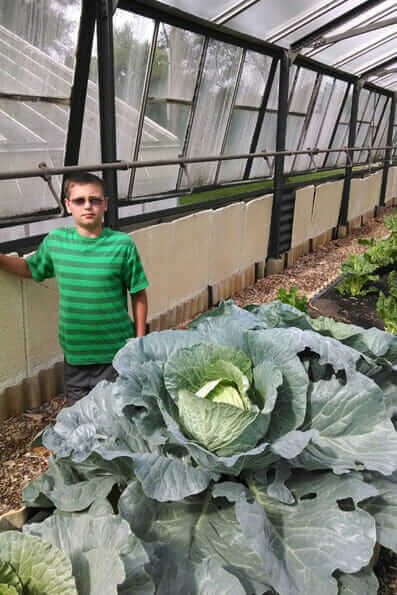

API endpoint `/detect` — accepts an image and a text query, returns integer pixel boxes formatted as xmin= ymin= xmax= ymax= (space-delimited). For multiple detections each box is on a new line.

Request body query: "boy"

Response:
xmin=0 ymin=172 xmax=148 ymax=403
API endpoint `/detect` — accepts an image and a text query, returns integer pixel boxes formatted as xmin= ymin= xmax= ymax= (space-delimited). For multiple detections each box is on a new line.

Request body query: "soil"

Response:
xmin=0 ymin=204 xmax=396 ymax=593
xmin=308 ymin=268 xmax=394 ymax=330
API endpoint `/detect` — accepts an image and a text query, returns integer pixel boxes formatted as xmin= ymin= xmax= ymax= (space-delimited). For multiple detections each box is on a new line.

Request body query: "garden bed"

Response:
xmin=308 ymin=267 xmax=395 ymax=330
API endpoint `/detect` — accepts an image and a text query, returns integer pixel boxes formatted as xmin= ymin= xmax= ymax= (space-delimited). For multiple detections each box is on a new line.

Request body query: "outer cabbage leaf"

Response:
xmin=25 ymin=499 xmax=154 ymax=595
xmin=147 ymin=546 xmax=246 ymax=595
xmin=119 ymin=482 xmax=272 ymax=595
xmin=216 ymin=471 xmax=377 ymax=595
xmin=0 ymin=531 xmax=76 ymax=594
xmin=361 ymin=470 xmax=397 ymax=552
xmin=294 ymin=374 xmax=397 ymax=475
xmin=189 ymin=300 xmax=263 ymax=333
xmin=23 ymin=456 xmax=116 ymax=511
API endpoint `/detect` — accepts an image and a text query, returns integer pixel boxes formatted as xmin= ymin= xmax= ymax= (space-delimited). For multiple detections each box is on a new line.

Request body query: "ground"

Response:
xmin=0 ymin=204 xmax=396 ymax=592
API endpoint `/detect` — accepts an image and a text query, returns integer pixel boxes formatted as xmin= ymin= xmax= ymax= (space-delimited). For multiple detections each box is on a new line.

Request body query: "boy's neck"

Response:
xmin=75 ymin=223 xmax=104 ymax=238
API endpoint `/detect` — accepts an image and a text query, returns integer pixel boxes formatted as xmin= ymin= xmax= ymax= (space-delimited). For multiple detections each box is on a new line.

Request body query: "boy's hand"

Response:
xmin=0 ymin=254 xmax=33 ymax=278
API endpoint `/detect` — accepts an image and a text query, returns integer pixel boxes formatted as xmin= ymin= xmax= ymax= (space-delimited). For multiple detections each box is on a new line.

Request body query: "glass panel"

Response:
xmin=357 ymin=88 xmax=370 ymax=120
xmin=374 ymin=100 xmax=391 ymax=160
xmin=340 ymin=85 xmax=353 ymax=123
xmin=236 ymin=51 xmax=271 ymax=107
xmin=218 ymin=109 xmax=259 ymax=182
xmin=342 ymin=35 xmax=397 ymax=75
xmin=267 ymin=63 xmax=279 ymax=110
xmin=1 ymin=1 xmax=80 ymax=79
xmin=327 ymin=123 xmax=348 ymax=167
xmin=134 ymin=103 xmax=191 ymax=196
xmin=316 ymin=78 xmax=347 ymax=156
xmin=250 ymin=111 xmax=277 ymax=178
xmin=184 ymin=39 xmax=242 ymax=187
xmin=354 ymin=122 xmax=370 ymax=162
xmin=295 ymin=76 xmax=346 ymax=171
xmin=148 ymin=25 xmax=204 ymax=101
xmin=289 ymin=68 xmax=317 ymax=114
xmin=156 ymin=0 xmax=238 ymax=21
xmin=0 ymin=96 xmax=66 ymax=217
xmin=113 ymin=11 xmax=155 ymax=109
xmin=227 ymin=0 xmax=328 ymax=46
xmin=285 ymin=115 xmax=304 ymax=172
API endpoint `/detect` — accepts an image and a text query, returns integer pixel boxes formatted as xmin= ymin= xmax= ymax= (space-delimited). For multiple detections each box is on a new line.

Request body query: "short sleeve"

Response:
xmin=123 ymin=239 xmax=149 ymax=294
xmin=26 ymin=235 xmax=55 ymax=282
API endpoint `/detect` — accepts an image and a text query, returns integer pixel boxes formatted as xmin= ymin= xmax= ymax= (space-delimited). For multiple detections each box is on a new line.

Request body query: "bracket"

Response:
xmin=179 ymin=155 xmax=194 ymax=195
xmin=307 ymin=147 xmax=319 ymax=172
xmin=38 ymin=162 xmax=65 ymax=216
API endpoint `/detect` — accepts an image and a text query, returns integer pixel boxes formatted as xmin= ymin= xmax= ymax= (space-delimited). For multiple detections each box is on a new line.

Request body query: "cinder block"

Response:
xmin=266 ymin=257 xmax=285 ymax=275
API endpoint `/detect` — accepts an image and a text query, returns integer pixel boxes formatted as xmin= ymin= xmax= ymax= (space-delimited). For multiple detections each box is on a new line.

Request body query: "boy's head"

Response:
xmin=64 ymin=172 xmax=108 ymax=233
xmin=64 ymin=172 xmax=105 ymax=200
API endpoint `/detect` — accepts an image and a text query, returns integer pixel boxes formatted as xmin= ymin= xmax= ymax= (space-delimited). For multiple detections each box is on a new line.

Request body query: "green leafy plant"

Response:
xmin=22 ymin=300 xmax=397 ymax=595
xmin=336 ymin=253 xmax=379 ymax=296
xmin=377 ymin=271 xmax=397 ymax=335
xmin=384 ymin=211 xmax=397 ymax=235
xmin=277 ymin=286 xmax=307 ymax=312
xmin=363 ymin=238 xmax=396 ymax=269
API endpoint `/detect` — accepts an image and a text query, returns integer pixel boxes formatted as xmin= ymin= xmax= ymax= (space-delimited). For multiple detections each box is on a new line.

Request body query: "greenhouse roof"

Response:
xmin=131 ymin=0 xmax=397 ymax=91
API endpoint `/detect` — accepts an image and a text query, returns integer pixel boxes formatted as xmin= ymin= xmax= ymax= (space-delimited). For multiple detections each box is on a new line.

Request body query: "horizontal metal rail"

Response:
xmin=0 ymin=145 xmax=395 ymax=182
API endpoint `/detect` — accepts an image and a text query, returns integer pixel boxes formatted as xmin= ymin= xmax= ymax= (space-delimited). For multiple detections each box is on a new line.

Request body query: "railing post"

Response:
xmin=96 ymin=0 xmax=119 ymax=228
xmin=380 ymin=92 xmax=396 ymax=207
xmin=269 ymin=50 xmax=289 ymax=259
xmin=339 ymin=79 xmax=361 ymax=226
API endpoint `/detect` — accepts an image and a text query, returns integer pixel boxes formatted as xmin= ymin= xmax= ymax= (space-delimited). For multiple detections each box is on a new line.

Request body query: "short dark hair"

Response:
xmin=64 ymin=173 xmax=104 ymax=199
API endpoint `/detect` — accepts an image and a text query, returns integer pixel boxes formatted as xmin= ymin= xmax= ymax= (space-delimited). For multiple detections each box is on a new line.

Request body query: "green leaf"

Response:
xmin=230 ymin=472 xmax=377 ymax=595
xmin=296 ymin=374 xmax=397 ymax=474
xmin=0 ymin=532 xmax=77 ymax=594
xmin=25 ymin=501 xmax=154 ymax=595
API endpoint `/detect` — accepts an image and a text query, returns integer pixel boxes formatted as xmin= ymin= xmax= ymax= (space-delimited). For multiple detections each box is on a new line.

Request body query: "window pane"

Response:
xmin=148 ymin=25 xmax=204 ymax=101
xmin=250 ymin=111 xmax=277 ymax=178
xmin=1 ymin=0 xmax=80 ymax=95
xmin=184 ymin=39 xmax=242 ymax=187
xmin=327 ymin=123 xmax=348 ymax=167
xmin=289 ymin=68 xmax=317 ymax=114
xmin=134 ymin=103 xmax=190 ymax=196
xmin=218 ymin=109 xmax=259 ymax=182
xmin=236 ymin=51 xmax=272 ymax=108
xmin=285 ymin=115 xmax=305 ymax=172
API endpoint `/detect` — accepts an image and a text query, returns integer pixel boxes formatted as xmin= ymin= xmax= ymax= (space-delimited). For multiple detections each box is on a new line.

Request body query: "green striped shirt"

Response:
xmin=26 ymin=227 xmax=148 ymax=365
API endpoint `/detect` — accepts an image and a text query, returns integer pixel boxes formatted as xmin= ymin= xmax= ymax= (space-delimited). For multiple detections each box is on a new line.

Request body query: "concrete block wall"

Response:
xmin=0 ymin=194 xmax=273 ymax=418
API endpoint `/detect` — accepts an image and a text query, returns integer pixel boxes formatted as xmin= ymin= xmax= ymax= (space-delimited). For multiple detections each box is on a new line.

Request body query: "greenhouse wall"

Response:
xmin=0 ymin=193 xmax=273 ymax=420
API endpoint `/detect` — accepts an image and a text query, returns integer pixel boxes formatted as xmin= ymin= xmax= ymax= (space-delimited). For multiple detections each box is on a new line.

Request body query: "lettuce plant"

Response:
xmin=276 ymin=286 xmax=307 ymax=312
xmin=23 ymin=301 xmax=397 ymax=595
xmin=336 ymin=254 xmax=379 ymax=297
xmin=377 ymin=271 xmax=397 ymax=335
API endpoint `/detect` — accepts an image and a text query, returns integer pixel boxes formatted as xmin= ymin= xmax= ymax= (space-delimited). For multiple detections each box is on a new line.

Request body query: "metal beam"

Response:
xmin=339 ymin=80 xmax=362 ymax=226
xmin=380 ymin=93 xmax=396 ymax=206
xmin=96 ymin=0 xmax=119 ymax=228
xmin=212 ymin=0 xmax=262 ymax=26
xmin=317 ymin=17 xmax=397 ymax=47
xmin=291 ymin=0 xmax=384 ymax=52
xmin=64 ymin=0 xmax=96 ymax=173
xmin=361 ymin=56 xmax=397 ymax=80
xmin=269 ymin=51 xmax=289 ymax=259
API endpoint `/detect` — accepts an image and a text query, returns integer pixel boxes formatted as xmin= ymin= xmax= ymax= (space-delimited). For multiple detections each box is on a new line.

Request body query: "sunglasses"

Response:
xmin=68 ymin=197 xmax=104 ymax=206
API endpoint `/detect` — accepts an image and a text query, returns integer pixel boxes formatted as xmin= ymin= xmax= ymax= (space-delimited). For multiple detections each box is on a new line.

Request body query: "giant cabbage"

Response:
xmin=22 ymin=300 xmax=397 ymax=594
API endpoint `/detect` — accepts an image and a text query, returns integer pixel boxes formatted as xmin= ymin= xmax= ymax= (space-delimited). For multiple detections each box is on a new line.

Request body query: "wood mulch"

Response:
xmin=0 ymin=204 xmax=396 ymax=593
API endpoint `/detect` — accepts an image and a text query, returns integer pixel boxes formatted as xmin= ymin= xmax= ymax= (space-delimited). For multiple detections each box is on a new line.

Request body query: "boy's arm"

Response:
xmin=131 ymin=289 xmax=148 ymax=337
xmin=0 ymin=254 xmax=33 ymax=279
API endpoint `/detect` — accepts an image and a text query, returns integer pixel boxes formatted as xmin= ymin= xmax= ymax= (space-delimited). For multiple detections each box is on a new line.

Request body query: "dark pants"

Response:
xmin=64 ymin=361 xmax=118 ymax=405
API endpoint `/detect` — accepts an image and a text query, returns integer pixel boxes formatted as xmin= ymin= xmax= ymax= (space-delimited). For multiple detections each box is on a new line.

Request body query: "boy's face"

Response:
xmin=65 ymin=182 xmax=108 ymax=233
